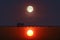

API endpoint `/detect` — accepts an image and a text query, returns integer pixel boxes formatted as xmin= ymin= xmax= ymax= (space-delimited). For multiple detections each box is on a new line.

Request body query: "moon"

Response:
xmin=27 ymin=6 xmax=34 ymax=13
xmin=27 ymin=30 xmax=33 ymax=36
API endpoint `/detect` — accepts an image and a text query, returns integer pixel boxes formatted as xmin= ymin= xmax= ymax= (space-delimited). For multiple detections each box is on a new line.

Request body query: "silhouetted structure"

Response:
xmin=17 ymin=22 xmax=24 ymax=27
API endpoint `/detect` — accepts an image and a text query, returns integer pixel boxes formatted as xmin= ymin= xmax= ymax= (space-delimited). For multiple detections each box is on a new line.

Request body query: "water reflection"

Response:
xmin=0 ymin=27 xmax=60 ymax=40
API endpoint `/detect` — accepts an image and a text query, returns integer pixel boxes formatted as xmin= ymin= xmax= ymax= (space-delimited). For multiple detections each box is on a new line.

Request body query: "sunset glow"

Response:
xmin=27 ymin=30 xmax=33 ymax=36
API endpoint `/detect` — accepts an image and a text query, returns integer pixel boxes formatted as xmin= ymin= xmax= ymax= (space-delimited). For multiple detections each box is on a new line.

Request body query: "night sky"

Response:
xmin=0 ymin=0 xmax=60 ymax=26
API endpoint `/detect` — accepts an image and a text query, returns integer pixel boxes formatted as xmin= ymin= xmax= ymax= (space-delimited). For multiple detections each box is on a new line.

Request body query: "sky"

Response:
xmin=0 ymin=0 xmax=60 ymax=26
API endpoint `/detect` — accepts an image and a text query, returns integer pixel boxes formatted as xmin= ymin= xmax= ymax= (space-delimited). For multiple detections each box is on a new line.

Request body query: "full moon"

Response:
xmin=27 ymin=30 xmax=33 ymax=36
xmin=27 ymin=6 xmax=34 ymax=13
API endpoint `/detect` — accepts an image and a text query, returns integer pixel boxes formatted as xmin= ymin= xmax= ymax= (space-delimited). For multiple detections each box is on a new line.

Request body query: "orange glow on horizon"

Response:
xmin=27 ymin=30 xmax=34 ymax=36
xmin=19 ymin=27 xmax=44 ymax=39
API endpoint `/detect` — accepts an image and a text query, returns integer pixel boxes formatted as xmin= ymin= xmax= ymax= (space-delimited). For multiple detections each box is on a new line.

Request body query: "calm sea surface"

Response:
xmin=0 ymin=26 xmax=60 ymax=40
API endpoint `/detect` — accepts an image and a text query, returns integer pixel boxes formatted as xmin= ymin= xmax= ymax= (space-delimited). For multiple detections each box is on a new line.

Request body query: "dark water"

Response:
xmin=0 ymin=26 xmax=60 ymax=40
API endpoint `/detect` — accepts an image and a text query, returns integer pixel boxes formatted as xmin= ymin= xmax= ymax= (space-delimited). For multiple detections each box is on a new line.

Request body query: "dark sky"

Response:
xmin=0 ymin=0 xmax=60 ymax=26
